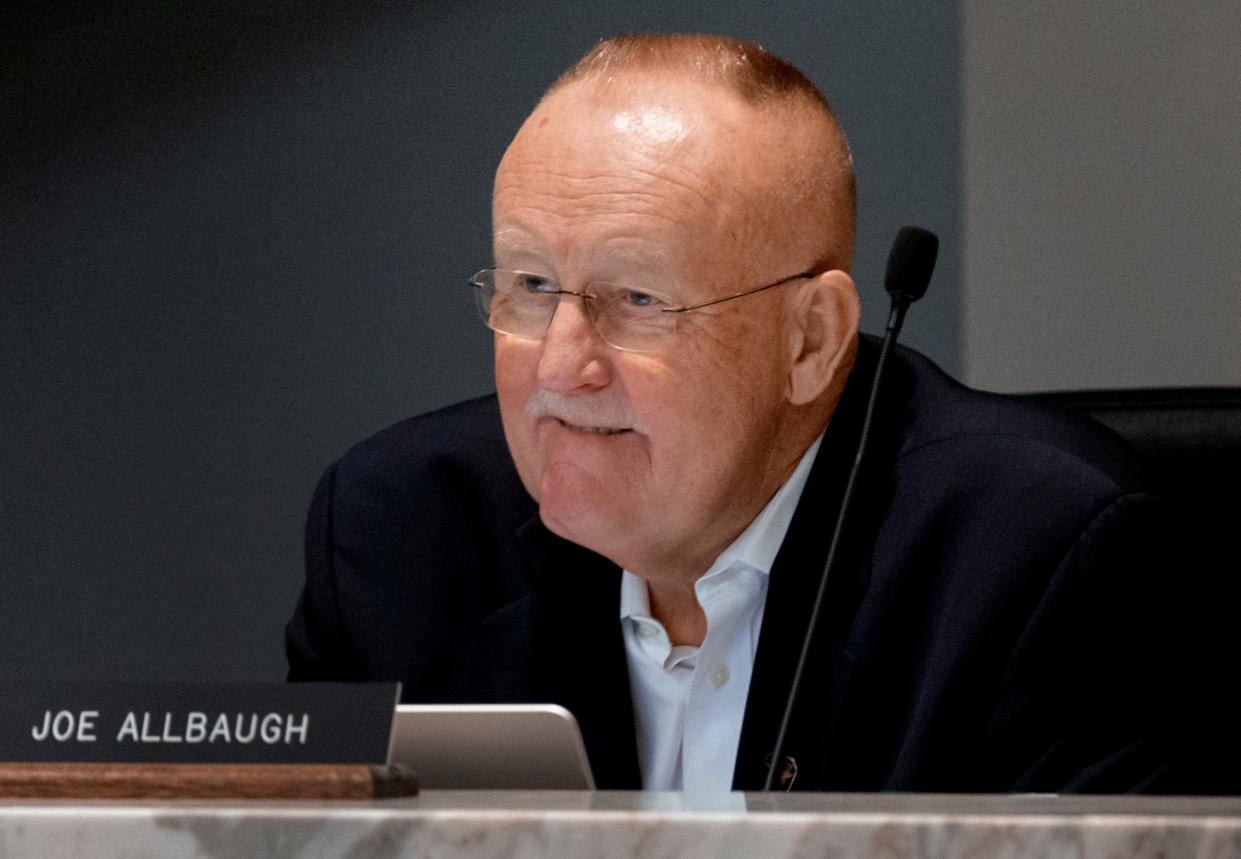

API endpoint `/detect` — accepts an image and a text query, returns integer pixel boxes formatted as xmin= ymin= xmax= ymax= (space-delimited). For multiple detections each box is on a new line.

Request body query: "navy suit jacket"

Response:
xmin=286 ymin=337 xmax=1190 ymax=792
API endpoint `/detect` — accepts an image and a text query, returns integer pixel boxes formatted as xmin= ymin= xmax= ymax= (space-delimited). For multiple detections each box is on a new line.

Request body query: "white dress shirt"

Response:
xmin=619 ymin=434 xmax=823 ymax=792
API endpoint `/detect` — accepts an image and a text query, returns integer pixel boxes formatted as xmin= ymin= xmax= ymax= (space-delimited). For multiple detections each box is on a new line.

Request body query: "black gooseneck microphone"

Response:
xmin=761 ymin=226 xmax=939 ymax=791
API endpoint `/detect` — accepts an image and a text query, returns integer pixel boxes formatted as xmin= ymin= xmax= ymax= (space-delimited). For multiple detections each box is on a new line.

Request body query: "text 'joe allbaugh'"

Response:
xmin=31 ymin=709 xmax=310 ymax=745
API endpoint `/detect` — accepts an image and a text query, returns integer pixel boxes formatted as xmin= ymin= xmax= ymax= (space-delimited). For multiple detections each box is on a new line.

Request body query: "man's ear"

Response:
xmin=786 ymin=270 xmax=860 ymax=406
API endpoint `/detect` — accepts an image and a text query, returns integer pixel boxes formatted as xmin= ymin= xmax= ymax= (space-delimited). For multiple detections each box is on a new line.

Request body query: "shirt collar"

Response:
xmin=715 ymin=431 xmax=824 ymax=579
xmin=620 ymin=432 xmax=824 ymax=621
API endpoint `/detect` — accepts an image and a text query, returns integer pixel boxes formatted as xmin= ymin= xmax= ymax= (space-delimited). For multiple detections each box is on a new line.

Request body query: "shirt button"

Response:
xmin=710 ymin=663 xmax=730 ymax=689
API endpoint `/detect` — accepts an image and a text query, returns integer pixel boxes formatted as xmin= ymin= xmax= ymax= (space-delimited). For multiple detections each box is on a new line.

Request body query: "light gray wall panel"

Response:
xmin=963 ymin=2 xmax=1241 ymax=392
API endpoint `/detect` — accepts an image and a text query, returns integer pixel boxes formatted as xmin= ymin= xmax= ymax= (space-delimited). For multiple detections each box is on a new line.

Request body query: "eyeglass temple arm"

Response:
xmin=661 ymin=271 xmax=817 ymax=314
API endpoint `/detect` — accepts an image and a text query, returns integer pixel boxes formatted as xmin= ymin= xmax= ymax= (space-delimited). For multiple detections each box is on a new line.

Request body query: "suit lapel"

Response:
xmin=733 ymin=338 xmax=879 ymax=790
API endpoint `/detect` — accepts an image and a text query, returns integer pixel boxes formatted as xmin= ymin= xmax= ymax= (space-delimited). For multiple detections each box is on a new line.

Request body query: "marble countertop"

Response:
xmin=3 ymin=791 xmax=1241 ymax=857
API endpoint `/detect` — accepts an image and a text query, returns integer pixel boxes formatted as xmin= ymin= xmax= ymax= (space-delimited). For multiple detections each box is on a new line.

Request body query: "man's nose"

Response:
xmin=536 ymin=296 xmax=612 ymax=393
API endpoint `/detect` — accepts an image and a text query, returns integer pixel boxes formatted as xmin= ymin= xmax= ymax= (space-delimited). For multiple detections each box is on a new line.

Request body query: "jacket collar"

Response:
xmin=733 ymin=335 xmax=880 ymax=789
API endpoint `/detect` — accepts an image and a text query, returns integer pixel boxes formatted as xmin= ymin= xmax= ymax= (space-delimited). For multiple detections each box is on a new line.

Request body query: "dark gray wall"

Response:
xmin=1 ymin=3 xmax=962 ymax=681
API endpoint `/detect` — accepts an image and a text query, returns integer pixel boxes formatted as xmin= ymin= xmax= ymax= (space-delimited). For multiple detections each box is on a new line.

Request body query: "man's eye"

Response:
xmin=515 ymin=274 xmax=556 ymax=294
xmin=622 ymin=290 xmax=661 ymax=308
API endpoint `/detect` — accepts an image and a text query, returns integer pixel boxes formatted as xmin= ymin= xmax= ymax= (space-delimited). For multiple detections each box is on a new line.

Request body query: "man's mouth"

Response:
xmin=556 ymin=419 xmax=632 ymax=436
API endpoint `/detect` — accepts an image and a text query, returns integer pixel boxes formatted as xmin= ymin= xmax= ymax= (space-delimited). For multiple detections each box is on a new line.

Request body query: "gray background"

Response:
xmin=1 ymin=2 xmax=1232 ymax=683
xmin=962 ymin=1 xmax=1241 ymax=391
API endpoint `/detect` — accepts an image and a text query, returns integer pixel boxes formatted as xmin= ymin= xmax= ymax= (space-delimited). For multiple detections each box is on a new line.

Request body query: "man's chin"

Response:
xmin=537 ymin=504 xmax=580 ymax=543
xmin=537 ymin=502 xmax=616 ymax=558
xmin=537 ymin=491 xmax=620 ymax=560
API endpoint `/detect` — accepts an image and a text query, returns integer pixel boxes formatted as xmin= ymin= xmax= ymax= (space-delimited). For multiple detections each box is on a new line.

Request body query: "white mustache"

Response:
xmin=525 ymin=389 xmax=645 ymax=433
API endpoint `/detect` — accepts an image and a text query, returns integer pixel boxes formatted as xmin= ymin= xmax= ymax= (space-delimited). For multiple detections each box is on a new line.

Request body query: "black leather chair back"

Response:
xmin=1020 ymin=388 xmax=1241 ymax=526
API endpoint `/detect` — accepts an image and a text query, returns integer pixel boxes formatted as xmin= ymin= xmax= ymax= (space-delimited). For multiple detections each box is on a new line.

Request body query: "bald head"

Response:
xmin=540 ymin=33 xmax=856 ymax=274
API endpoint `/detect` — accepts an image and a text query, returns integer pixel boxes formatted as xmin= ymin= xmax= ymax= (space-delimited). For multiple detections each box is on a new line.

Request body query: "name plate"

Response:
xmin=0 ymin=683 xmax=399 ymax=764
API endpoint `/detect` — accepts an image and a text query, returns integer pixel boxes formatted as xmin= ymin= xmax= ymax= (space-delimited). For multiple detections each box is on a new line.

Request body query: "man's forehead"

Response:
xmin=607 ymin=105 xmax=691 ymax=146
xmin=492 ymin=224 xmax=677 ymax=273
xmin=521 ymin=74 xmax=761 ymax=153
xmin=496 ymin=75 xmax=789 ymax=222
xmin=491 ymin=73 xmax=825 ymax=284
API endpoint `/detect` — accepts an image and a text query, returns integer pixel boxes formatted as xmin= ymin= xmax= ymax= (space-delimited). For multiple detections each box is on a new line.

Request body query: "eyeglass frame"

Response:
xmin=468 ymin=267 xmax=818 ymax=352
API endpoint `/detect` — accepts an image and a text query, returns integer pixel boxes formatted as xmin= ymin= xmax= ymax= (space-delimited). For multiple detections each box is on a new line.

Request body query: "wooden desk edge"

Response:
xmin=0 ymin=762 xmax=419 ymax=800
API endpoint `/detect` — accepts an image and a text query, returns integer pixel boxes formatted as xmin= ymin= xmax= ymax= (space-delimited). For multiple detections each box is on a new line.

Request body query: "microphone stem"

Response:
xmin=761 ymin=297 xmax=910 ymax=791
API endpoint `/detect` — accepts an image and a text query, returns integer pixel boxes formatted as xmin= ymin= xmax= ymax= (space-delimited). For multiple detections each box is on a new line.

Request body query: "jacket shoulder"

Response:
xmin=886 ymin=344 xmax=1149 ymax=499
xmin=289 ymin=394 xmax=535 ymax=695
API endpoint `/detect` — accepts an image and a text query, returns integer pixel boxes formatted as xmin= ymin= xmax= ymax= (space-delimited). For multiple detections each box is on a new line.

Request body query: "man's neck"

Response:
xmin=629 ymin=428 xmax=828 ymax=647
xmin=646 ymin=578 xmax=708 ymax=646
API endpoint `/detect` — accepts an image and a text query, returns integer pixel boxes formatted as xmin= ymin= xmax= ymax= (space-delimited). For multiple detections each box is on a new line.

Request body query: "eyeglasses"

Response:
xmin=468 ymin=268 xmax=815 ymax=353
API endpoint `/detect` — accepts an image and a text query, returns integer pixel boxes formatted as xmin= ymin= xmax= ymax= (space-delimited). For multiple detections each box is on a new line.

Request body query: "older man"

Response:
xmin=287 ymin=34 xmax=1178 ymax=792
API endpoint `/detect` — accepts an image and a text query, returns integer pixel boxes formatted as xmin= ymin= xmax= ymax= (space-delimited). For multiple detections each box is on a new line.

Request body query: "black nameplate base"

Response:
xmin=0 ymin=683 xmax=399 ymax=765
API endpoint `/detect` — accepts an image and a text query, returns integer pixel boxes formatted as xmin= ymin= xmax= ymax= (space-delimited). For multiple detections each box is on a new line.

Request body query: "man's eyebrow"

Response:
xmin=492 ymin=227 xmax=678 ymax=282
xmin=599 ymin=245 xmax=676 ymax=279
xmin=492 ymin=227 xmax=546 ymax=261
